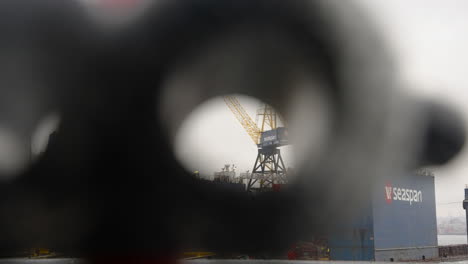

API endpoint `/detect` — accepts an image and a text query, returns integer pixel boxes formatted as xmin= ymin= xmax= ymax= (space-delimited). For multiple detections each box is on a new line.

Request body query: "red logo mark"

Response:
xmin=385 ymin=183 xmax=393 ymax=204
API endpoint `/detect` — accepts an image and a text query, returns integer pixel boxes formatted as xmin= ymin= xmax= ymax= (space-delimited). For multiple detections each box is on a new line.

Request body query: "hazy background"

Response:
xmin=357 ymin=0 xmax=468 ymax=218
xmin=174 ymin=0 xmax=468 ymax=220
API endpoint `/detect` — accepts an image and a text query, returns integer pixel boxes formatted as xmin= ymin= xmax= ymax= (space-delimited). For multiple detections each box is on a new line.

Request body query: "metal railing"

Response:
xmin=439 ymin=244 xmax=468 ymax=258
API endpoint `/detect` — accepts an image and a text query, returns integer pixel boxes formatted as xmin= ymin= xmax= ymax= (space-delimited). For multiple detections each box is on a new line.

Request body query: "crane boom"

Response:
xmin=223 ymin=96 xmax=261 ymax=145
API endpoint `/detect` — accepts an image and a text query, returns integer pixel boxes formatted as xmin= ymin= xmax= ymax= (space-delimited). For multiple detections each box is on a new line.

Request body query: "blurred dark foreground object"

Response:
xmin=0 ymin=0 xmax=464 ymax=261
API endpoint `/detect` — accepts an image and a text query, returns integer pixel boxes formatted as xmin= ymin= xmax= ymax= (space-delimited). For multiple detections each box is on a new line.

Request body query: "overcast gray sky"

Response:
xmin=175 ymin=0 xmax=468 ymax=218
xmin=356 ymin=0 xmax=468 ymax=218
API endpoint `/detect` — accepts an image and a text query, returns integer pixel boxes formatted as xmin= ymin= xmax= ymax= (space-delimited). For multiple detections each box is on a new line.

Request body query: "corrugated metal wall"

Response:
xmin=328 ymin=172 xmax=438 ymax=261
xmin=372 ymin=172 xmax=438 ymax=261
xmin=328 ymin=203 xmax=375 ymax=260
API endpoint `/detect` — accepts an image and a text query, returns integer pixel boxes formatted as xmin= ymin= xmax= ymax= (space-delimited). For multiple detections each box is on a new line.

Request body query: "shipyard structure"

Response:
xmin=329 ymin=170 xmax=437 ymax=261
xmin=220 ymin=97 xmax=439 ymax=261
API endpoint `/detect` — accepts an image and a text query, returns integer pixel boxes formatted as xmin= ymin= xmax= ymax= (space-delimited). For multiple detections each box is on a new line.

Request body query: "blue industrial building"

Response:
xmin=328 ymin=171 xmax=438 ymax=261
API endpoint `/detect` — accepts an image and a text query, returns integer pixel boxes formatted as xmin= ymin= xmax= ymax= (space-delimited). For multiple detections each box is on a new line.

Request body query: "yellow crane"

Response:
xmin=224 ymin=95 xmax=288 ymax=191
xmin=223 ymin=96 xmax=261 ymax=145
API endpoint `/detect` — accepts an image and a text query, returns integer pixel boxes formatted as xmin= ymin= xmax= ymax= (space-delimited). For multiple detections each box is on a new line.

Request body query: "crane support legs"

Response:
xmin=247 ymin=148 xmax=287 ymax=191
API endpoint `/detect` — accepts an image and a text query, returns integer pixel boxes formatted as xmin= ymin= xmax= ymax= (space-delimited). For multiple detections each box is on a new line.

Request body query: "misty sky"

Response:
xmin=175 ymin=0 xmax=468 ymax=218
xmin=357 ymin=0 xmax=468 ymax=218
